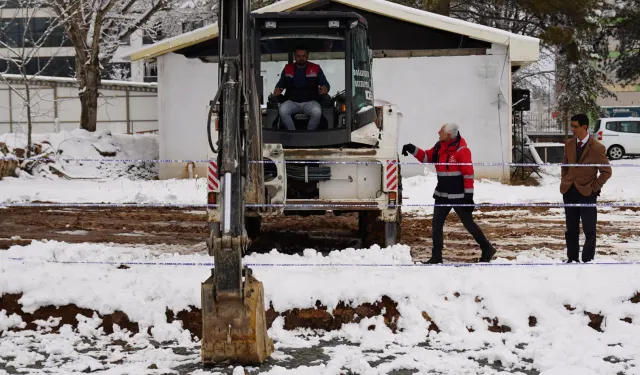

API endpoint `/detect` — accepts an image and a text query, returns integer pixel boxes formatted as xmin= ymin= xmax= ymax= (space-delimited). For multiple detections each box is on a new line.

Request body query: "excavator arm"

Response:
xmin=201 ymin=0 xmax=272 ymax=365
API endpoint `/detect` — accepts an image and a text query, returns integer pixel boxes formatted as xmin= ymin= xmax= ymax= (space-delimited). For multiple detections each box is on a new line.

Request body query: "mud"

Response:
xmin=585 ymin=312 xmax=604 ymax=332
xmin=4 ymin=292 xmax=633 ymax=337
xmin=1 ymin=206 xmax=635 ymax=262
xmin=0 ymin=293 xmax=400 ymax=338
xmin=0 ymin=159 xmax=19 ymax=178
xmin=0 ymin=207 xmax=208 ymax=249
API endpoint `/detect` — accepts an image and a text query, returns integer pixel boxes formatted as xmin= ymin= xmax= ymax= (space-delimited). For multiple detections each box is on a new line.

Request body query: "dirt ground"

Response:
xmin=1 ymin=205 xmax=636 ymax=262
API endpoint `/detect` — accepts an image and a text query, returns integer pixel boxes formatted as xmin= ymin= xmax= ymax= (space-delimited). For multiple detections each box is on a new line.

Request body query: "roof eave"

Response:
xmin=126 ymin=0 xmax=540 ymax=64
xmin=127 ymin=23 xmax=219 ymax=62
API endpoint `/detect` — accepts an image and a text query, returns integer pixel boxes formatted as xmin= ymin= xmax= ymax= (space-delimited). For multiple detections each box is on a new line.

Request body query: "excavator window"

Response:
xmin=254 ymin=13 xmax=375 ymax=148
xmin=260 ymin=35 xmax=346 ymax=132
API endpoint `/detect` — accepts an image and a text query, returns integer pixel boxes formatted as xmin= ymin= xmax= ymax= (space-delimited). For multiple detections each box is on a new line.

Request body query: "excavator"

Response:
xmin=202 ymin=0 xmax=402 ymax=365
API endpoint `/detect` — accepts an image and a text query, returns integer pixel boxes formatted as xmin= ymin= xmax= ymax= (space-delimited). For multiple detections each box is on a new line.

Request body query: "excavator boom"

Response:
xmin=201 ymin=0 xmax=273 ymax=365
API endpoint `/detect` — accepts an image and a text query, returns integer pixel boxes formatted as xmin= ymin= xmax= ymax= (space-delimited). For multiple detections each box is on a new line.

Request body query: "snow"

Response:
xmin=0 ymin=73 xmax=157 ymax=88
xmin=2 ymin=133 xmax=640 ymax=373
xmin=0 ymin=129 xmax=159 ymax=181
xmin=531 ymin=142 xmax=564 ymax=147
xmin=2 ymin=241 xmax=640 ymax=374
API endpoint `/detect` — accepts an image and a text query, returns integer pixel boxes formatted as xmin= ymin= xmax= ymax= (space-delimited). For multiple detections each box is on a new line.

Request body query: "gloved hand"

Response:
xmin=463 ymin=193 xmax=475 ymax=212
xmin=402 ymin=143 xmax=416 ymax=157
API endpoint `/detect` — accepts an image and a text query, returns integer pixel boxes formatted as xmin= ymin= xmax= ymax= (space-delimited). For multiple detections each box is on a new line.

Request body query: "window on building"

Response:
xmin=47 ymin=23 xmax=72 ymax=47
xmin=0 ymin=0 xmax=26 ymax=9
xmin=1 ymin=19 xmax=24 ymax=47
xmin=102 ymin=62 xmax=132 ymax=80
xmin=0 ymin=18 xmax=72 ymax=48
xmin=0 ymin=56 xmax=75 ymax=76
xmin=143 ymin=61 xmax=157 ymax=82
xmin=117 ymin=26 xmax=130 ymax=45
xmin=182 ymin=20 xmax=204 ymax=33
xmin=38 ymin=56 xmax=75 ymax=77
xmin=142 ymin=24 xmax=164 ymax=44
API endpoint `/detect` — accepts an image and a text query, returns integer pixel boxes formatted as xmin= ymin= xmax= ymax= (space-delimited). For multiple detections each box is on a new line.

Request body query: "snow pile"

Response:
xmin=0 ymin=177 xmax=206 ymax=205
xmin=0 ymin=129 xmax=159 ymax=180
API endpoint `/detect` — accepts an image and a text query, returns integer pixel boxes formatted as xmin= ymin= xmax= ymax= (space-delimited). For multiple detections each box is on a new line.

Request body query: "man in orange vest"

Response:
xmin=273 ymin=45 xmax=330 ymax=131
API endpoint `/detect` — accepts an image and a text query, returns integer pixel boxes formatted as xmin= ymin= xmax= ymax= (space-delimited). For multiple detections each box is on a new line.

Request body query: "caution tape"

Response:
xmin=1 ymin=202 xmax=640 ymax=209
xmin=0 ymin=156 xmax=636 ymax=168
xmin=5 ymin=257 xmax=640 ymax=267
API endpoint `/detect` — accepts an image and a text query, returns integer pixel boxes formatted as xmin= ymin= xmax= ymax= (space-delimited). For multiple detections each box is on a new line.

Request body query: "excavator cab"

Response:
xmin=254 ymin=12 xmax=376 ymax=148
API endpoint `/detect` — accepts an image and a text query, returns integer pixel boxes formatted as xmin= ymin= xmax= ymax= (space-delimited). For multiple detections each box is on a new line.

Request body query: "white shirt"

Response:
xmin=577 ymin=133 xmax=590 ymax=146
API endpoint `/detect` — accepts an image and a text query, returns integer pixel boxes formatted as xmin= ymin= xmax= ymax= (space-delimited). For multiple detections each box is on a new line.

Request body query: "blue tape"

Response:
xmin=2 ymin=202 xmax=640 ymax=209
xmin=6 ymin=257 xmax=640 ymax=268
xmin=0 ymin=156 xmax=633 ymax=168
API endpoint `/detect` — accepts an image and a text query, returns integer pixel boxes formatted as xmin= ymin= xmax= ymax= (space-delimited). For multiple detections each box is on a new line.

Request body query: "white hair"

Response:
xmin=443 ymin=122 xmax=459 ymax=138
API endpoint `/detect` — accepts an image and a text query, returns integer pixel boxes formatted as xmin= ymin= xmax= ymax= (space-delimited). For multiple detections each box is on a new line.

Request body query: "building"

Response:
xmin=0 ymin=0 xmax=166 ymax=82
xmin=597 ymin=40 xmax=640 ymax=116
xmin=125 ymin=0 xmax=540 ymax=181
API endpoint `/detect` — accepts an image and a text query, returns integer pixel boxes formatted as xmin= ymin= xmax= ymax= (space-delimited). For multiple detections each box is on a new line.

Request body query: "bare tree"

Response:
xmin=48 ymin=0 xmax=168 ymax=132
xmin=0 ymin=0 xmax=74 ymax=157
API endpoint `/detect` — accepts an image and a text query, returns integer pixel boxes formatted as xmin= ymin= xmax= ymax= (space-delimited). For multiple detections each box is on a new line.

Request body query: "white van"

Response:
xmin=594 ymin=117 xmax=640 ymax=160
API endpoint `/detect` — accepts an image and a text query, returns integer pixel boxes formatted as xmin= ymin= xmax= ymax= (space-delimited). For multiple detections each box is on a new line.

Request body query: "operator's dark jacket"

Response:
xmin=275 ymin=62 xmax=330 ymax=103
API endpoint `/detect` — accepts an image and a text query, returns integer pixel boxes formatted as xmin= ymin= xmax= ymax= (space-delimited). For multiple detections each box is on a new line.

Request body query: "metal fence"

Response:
xmin=523 ymin=114 xmax=564 ymax=134
xmin=0 ymin=74 xmax=158 ymax=135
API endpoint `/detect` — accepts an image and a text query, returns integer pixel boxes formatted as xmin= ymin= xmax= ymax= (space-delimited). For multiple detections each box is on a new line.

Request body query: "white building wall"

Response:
xmin=157 ymin=53 xmax=219 ymax=179
xmin=157 ymin=49 xmax=512 ymax=180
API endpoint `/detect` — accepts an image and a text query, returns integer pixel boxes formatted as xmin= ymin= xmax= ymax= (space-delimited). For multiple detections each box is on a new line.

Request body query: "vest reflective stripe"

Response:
xmin=437 ymin=171 xmax=462 ymax=176
xmin=463 ymin=174 xmax=474 ymax=179
xmin=434 ymin=190 xmax=465 ymax=199
xmin=284 ymin=63 xmax=320 ymax=78
xmin=464 ymin=188 xmax=474 ymax=193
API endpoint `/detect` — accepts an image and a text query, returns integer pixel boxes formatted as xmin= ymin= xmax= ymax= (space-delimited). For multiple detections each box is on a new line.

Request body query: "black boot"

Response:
xmin=479 ymin=245 xmax=496 ymax=263
xmin=425 ymin=257 xmax=443 ymax=264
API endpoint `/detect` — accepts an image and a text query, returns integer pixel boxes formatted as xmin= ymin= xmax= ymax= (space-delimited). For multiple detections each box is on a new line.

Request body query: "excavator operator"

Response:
xmin=273 ymin=45 xmax=330 ymax=131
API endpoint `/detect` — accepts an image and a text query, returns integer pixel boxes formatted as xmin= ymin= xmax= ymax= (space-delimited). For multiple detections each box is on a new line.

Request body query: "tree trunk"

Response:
xmin=22 ymin=67 xmax=33 ymax=158
xmin=26 ymin=85 xmax=32 ymax=158
xmin=77 ymin=63 xmax=100 ymax=132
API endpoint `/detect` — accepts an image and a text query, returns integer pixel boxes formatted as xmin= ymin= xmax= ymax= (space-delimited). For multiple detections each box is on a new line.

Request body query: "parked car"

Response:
xmin=594 ymin=117 xmax=640 ymax=160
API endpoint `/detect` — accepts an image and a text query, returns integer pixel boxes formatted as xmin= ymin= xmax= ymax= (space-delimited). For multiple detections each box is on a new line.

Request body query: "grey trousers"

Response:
xmin=279 ymin=100 xmax=322 ymax=130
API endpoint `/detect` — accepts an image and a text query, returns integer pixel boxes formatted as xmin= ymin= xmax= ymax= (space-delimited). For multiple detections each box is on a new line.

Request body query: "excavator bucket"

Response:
xmin=201 ymin=270 xmax=274 ymax=365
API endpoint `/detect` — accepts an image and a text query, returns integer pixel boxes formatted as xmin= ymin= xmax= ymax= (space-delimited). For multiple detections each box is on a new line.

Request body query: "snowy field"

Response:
xmin=2 ymin=243 xmax=640 ymax=375
xmin=2 ymin=130 xmax=640 ymax=374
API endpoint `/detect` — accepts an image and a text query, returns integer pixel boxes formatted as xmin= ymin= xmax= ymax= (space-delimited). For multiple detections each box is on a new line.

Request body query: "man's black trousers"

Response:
xmin=432 ymin=205 xmax=492 ymax=258
xmin=563 ymin=185 xmax=598 ymax=262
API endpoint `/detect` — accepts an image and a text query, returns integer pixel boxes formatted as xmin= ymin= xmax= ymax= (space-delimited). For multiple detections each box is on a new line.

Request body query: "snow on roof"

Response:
xmin=125 ymin=0 xmax=539 ymax=64
xmin=0 ymin=73 xmax=158 ymax=89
